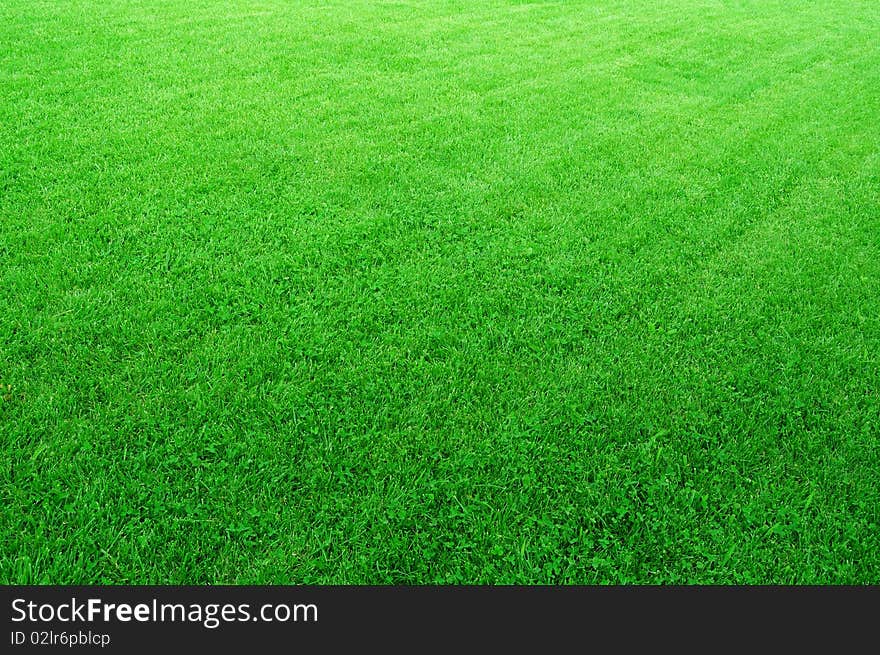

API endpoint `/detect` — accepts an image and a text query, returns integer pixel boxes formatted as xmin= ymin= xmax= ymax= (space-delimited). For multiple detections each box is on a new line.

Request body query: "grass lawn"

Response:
xmin=2 ymin=0 xmax=879 ymax=584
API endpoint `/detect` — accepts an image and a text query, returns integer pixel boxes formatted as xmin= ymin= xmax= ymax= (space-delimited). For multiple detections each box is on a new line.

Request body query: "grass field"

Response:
xmin=2 ymin=0 xmax=879 ymax=584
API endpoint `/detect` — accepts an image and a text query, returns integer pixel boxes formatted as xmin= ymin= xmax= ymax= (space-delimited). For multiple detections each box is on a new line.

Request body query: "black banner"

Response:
xmin=2 ymin=586 xmax=876 ymax=650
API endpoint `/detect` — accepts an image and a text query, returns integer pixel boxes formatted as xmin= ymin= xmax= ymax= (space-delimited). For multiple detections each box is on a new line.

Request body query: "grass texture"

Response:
xmin=2 ymin=0 xmax=879 ymax=583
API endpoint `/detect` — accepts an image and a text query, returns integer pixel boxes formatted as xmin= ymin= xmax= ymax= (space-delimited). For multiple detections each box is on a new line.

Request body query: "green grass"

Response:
xmin=2 ymin=0 xmax=879 ymax=584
